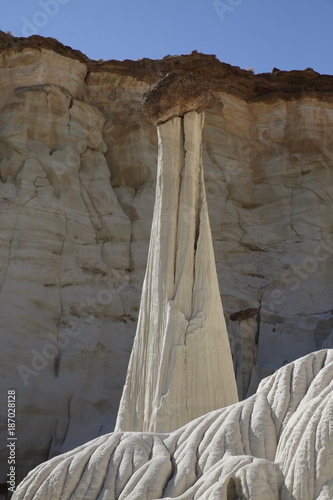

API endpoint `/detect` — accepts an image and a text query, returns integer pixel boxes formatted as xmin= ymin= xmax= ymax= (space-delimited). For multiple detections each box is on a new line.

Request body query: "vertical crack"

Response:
xmin=255 ymin=295 xmax=262 ymax=347
xmin=290 ymin=188 xmax=302 ymax=238
xmin=0 ymin=193 xmax=36 ymax=294
xmin=47 ymin=420 xmax=59 ymax=460
xmin=53 ymin=353 xmax=61 ymax=377
xmin=173 ymin=117 xmax=185 ymax=287
xmin=54 ymin=212 xmax=69 ymax=376
xmin=59 ymin=395 xmax=73 ymax=448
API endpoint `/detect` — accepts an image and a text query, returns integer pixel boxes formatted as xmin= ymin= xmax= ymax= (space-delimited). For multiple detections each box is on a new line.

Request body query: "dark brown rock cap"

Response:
xmin=142 ymin=70 xmax=217 ymax=126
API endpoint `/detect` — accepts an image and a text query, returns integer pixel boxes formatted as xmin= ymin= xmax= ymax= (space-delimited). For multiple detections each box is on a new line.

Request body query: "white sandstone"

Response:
xmin=12 ymin=349 xmax=333 ymax=500
xmin=115 ymin=110 xmax=238 ymax=433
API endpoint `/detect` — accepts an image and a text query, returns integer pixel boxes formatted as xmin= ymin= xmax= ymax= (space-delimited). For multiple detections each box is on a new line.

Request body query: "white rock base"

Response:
xmin=115 ymin=111 xmax=238 ymax=433
xmin=13 ymin=349 xmax=333 ymax=500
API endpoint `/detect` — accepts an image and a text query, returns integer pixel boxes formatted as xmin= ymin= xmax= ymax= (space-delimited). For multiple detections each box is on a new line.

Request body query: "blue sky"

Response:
xmin=1 ymin=0 xmax=333 ymax=74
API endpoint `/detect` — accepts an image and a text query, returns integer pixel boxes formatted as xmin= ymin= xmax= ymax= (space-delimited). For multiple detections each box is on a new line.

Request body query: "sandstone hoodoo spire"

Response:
xmin=115 ymin=70 xmax=238 ymax=433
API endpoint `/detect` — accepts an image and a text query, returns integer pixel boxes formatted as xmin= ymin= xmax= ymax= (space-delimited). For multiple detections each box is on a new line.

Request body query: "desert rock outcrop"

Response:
xmin=115 ymin=73 xmax=238 ymax=433
xmin=12 ymin=350 xmax=333 ymax=499
xmin=1 ymin=31 xmax=333 ymax=487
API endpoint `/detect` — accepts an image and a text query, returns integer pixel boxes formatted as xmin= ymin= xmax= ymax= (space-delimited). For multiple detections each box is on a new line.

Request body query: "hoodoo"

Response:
xmin=115 ymin=71 xmax=238 ymax=433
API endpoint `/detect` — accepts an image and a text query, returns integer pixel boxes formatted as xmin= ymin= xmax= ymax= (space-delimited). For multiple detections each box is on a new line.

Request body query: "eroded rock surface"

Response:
xmin=0 ymin=40 xmax=135 ymax=486
xmin=1 ymin=31 xmax=333 ymax=487
xmin=12 ymin=350 xmax=333 ymax=500
xmin=116 ymin=104 xmax=237 ymax=433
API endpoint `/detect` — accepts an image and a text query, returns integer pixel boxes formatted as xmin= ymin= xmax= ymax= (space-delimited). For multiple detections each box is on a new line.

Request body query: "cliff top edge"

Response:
xmin=1 ymin=31 xmax=333 ymax=102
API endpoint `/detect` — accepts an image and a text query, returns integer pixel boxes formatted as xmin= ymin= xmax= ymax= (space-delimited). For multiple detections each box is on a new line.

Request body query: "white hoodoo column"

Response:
xmin=115 ymin=71 xmax=238 ymax=433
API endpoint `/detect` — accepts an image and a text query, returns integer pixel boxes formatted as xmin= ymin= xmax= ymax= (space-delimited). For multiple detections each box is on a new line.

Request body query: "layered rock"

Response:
xmin=115 ymin=73 xmax=238 ymax=433
xmin=12 ymin=350 xmax=333 ymax=499
xmin=0 ymin=38 xmax=134 ymax=487
xmin=1 ymin=31 xmax=333 ymax=489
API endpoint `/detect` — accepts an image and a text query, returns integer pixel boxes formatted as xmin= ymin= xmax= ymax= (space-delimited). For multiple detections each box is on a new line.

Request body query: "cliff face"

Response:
xmin=1 ymin=32 xmax=333 ymax=485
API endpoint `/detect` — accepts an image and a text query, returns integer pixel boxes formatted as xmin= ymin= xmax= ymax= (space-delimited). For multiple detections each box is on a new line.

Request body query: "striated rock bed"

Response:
xmin=12 ymin=350 xmax=333 ymax=499
xmin=1 ymin=30 xmax=333 ymax=486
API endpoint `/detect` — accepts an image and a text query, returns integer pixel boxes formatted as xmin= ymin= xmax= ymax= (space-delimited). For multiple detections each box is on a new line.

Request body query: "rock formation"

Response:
xmin=2 ymin=31 xmax=333 ymax=489
xmin=12 ymin=349 xmax=333 ymax=499
xmin=115 ymin=72 xmax=238 ymax=433
xmin=141 ymin=70 xmax=216 ymax=125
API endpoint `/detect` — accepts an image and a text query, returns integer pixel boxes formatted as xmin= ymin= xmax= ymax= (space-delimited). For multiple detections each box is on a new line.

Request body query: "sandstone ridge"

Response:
xmin=13 ymin=350 xmax=333 ymax=500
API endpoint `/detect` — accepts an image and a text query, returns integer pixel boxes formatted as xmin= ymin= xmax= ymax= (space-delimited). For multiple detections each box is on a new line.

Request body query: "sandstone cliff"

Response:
xmin=1 ymin=31 xmax=333 ymax=488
